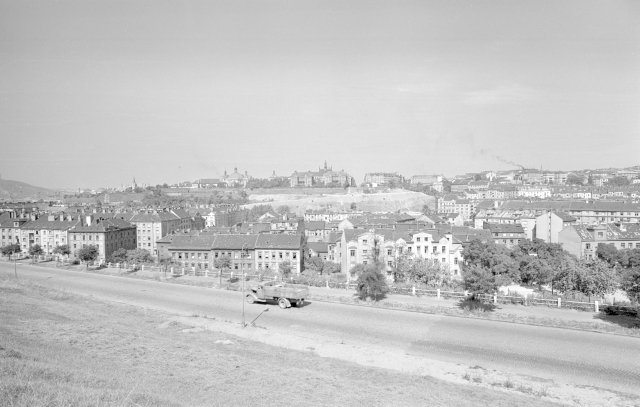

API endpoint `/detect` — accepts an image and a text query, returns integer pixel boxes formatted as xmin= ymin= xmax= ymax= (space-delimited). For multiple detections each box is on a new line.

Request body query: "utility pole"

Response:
xmin=241 ymin=244 xmax=247 ymax=328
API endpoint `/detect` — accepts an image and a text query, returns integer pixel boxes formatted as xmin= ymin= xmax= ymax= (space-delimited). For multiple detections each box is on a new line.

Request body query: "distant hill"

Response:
xmin=0 ymin=178 xmax=59 ymax=201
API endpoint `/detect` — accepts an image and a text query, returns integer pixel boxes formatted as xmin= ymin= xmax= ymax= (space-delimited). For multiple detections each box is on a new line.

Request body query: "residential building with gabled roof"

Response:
xmin=338 ymin=228 xmax=463 ymax=278
xmin=19 ymin=215 xmax=81 ymax=255
xmin=559 ymin=223 xmax=640 ymax=260
xmin=155 ymin=232 xmax=304 ymax=274
xmin=483 ymin=223 xmax=526 ymax=248
xmin=68 ymin=217 xmax=136 ymax=262
xmin=535 ymin=211 xmax=577 ymax=243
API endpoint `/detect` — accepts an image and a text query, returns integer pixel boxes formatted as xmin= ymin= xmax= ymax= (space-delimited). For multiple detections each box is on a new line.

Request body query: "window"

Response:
xmin=279 ymin=252 xmax=283 ymax=259
xmin=362 ymin=249 xmax=368 ymax=255
xmin=387 ymin=261 xmax=392 ymax=267
xmin=293 ymin=252 xmax=297 ymax=259
xmin=363 ymin=260 xmax=368 ymax=265
xmin=387 ymin=249 xmax=392 ymax=256
xmin=454 ymin=258 xmax=458 ymax=265
xmin=621 ymin=243 xmax=626 ymax=248
xmin=598 ymin=232 xmax=604 ymax=238
xmin=362 ymin=239 xmax=368 ymax=244
xmin=258 ymin=251 xmax=262 ymax=259
xmin=441 ymin=246 xmax=446 ymax=253
xmin=416 ymin=237 xmax=421 ymax=242
xmin=585 ymin=243 xmax=591 ymax=250
xmin=350 ymin=249 xmax=356 ymax=257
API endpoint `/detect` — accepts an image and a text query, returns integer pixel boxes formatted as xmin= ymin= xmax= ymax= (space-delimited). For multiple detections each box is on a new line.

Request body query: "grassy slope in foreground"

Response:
xmin=0 ymin=277 xmax=559 ymax=407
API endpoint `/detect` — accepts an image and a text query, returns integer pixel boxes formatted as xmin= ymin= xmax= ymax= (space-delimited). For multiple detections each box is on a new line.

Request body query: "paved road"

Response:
xmin=4 ymin=262 xmax=640 ymax=397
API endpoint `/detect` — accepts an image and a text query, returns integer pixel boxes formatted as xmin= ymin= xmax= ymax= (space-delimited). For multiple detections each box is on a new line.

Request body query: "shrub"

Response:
xmin=602 ymin=304 xmax=639 ymax=317
xmin=356 ymin=269 xmax=389 ymax=301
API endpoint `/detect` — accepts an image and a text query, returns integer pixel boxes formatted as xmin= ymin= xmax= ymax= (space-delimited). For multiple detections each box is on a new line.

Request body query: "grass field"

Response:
xmin=0 ymin=275 xmax=561 ymax=407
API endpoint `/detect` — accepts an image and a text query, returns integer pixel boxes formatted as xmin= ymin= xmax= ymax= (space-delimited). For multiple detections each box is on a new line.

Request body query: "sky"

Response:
xmin=0 ymin=0 xmax=639 ymax=189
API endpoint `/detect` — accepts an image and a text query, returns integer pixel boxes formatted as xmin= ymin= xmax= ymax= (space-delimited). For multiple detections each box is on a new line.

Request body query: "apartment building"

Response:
xmin=128 ymin=209 xmax=197 ymax=256
xmin=558 ymin=223 xmax=640 ymax=260
xmin=157 ymin=233 xmax=304 ymax=274
xmin=68 ymin=217 xmax=137 ymax=262
xmin=337 ymin=229 xmax=463 ymax=278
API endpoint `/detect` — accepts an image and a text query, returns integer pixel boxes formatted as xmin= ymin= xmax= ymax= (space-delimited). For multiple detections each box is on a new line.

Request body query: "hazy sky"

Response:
xmin=1 ymin=0 xmax=639 ymax=189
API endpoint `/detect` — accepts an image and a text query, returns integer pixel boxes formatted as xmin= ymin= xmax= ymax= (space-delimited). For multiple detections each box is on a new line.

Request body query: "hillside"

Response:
xmin=245 ymin=189 xmax=435 ymax=214
xmin=0 ymin=178 xmax=59 ymax=201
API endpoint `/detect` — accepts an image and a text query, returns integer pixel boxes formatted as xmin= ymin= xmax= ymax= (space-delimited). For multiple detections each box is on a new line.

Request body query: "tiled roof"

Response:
xmin=255 ymin=234 xmax=303 ymax=249
xmin=306 ymin=221 xmax=326 ymax=231
xmin=572 ymin=224 xmax=640 ymax=242
xmin=501 ymin=200 xmax=640 ymax=213
xmin=170 ymin=235 xmax=216 ymax=250
xmin=553 ymin=211 xmax=577 ymax=222
xmin=21 ymin=219 xmax=79 ymax=230
xmin=485 ymin=223 xmax=525 ymax=234
xmin=70 ymin=218 xmax=135 ymax=232
xmin=213 ymin=235 xmax=258 ymax=250
xmin=307 ymin=242 xmax=330 ymax=253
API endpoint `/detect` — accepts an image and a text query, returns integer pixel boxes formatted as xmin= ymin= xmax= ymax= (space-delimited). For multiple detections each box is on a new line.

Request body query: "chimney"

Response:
xmin=85 ymin=215 xmax=93 ymax=226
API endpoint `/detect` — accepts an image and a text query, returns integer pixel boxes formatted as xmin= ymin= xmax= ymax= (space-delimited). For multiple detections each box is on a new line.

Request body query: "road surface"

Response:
xmin=3 ymin=262 xmax=639 ymax=399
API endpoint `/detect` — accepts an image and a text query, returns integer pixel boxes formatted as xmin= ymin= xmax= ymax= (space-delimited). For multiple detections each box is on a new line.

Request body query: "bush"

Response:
xmin=602 ymin=304 xmax=639 ymax=317
xmin=356 ymin=270 xmax=389 ymax=301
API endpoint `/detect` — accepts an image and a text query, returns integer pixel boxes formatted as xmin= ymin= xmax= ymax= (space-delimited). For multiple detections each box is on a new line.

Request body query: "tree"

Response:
xmin=620 ymin=267 xmax=640 ymax=303
xmin=1 ymin=243 xmax=21 ymax=259
xmin=409 ymin=258 xmax=452 ymax=288
xmin=53 ymin=244 xmax=70 ymax=257
xmin=462 ymin=264 xmax=499 ymax=297
xmin=576 ymin=259 xmax=619 ymax=300
xmin=77 ymin=245 xmax=99 ymax=269
xmin=462 ymin=239 xmax=519 ymax=284
xmin=608 ymin=176 xmax=630 ymax=186
xmin=596 ymin=243 xmax=620 ymax=267
xmin=305 ymin=256 xmax=325 ymax=273
xmin=126 ymin=248 xmax=153 ymax=264
xmin=279 ymin=260 xmax=293 ymax=280
xmin=214 ymin=255 xmax=233 ymax=286
xmin=109 ymin=248 xmax=128 ymax=263
xmin=356 ymin=269 xmax=389 ymax=301
xmin=349 ymin=264 xmax=367 ymax=279
xmin=28 ymin=244 xmax=44 ymax=260
xmin=321 ymin=261 xmax=341 ymax=274
xmin=566 ymin=174 xmax=585 ymax=185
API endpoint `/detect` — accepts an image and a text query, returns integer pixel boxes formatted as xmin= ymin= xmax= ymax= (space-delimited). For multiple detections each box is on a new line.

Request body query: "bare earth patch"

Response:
xmin=0 ymin=276 xmax=567 ymax=407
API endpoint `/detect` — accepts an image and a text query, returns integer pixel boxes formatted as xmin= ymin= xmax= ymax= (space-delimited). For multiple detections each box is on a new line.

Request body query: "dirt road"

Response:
xmin=5 ymin=263 xmax=639 ymax=406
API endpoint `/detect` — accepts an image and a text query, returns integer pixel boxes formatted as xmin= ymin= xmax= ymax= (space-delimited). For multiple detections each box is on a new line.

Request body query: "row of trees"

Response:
xmin=461 ymin=238 xmax=634 ymax=302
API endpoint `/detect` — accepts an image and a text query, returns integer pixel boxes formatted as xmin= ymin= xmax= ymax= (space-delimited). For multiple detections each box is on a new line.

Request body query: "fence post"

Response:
xmin=116 ymin=262 xmax=120 ymax=269
xmin=181 ymin=267 xmax=185 ymax=276
xmin=594 ymin=301 xmax=599 ymax=313
xmin=205 ymin=269 xmax=208 ymax=278
xmin=412 ymin=285 xmax=416 ymax=296
xmin=141 ymin=265 xmax=145 ymax=271
xmin=326 ymin=281 xmax=329 ymax=289
xmin=557 ymin=298 xmax=561 ymax=308
xmin=437 ymin=288 xmax=441 ymax=300
xmin=493 ymin=295 xmax=497 ymax=305
xmin=108 ymin=262 xmax=111 ymax=268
